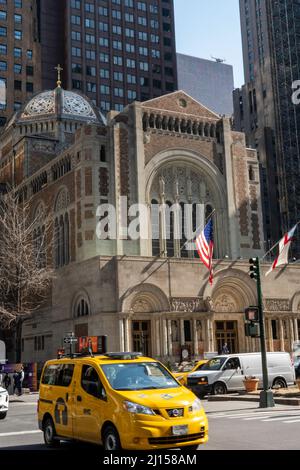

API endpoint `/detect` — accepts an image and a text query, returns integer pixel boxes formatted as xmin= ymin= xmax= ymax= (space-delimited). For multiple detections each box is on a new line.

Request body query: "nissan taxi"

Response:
xmin=173 ymin=360 xmax=208 ymax=386
xmin=38 ymin=352 xmax=208 ymax=450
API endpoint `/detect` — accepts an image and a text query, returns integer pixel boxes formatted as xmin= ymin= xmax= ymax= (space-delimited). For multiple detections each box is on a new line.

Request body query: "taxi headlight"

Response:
xmin=191 ymin=398 xmax=202 ymax=411
xmin=123 ymin=400 xmax=155 ymax=415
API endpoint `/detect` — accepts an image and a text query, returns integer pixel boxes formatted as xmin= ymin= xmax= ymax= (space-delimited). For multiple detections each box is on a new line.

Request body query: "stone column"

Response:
xmin=267 ymin=319 xmax=274 ymax=352
xmin=167 ymin=319 xmax=173 ymax=356
xmin=290 ymin=318 xmax=295 ymax=351
xmin=294 ymin=318 xmax=299 ymax=341
xmin=193 ymin=319 xmax=199 ymax=357
xmin=155 ymin=318 xmax=161 ymax=357
xmin=279 ymin=319 xmax=284 ymax=351
xmin=180 ymin=319 xmax=185 ymax=346
xmin=119 ymin=318 xmax=125 ymax=352
xmin=161 ymin=319 xmax=168 ymax=356
xmin=206 ymin=318 xmax=214 ymax=352
xmin=124 ymin=318 xmax=130 ymax=351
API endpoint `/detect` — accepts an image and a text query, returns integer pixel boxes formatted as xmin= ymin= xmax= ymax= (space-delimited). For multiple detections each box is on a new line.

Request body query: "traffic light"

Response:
xmin=249 ymin=257 xmax=260 ymax=280
xmin=245 ymin=322 xmax=260 ymax=338
xmin=245 ymin=306 xmax=259 ymax=322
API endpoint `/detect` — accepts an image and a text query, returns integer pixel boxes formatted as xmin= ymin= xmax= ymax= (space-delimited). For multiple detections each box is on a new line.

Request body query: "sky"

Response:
xmin=174 ymin=0 xmax=244 ymax=88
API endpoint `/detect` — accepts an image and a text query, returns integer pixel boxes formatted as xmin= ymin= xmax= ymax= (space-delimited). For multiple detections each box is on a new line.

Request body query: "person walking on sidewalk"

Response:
xmin=221 ymin=343 xmax=229 ymax=354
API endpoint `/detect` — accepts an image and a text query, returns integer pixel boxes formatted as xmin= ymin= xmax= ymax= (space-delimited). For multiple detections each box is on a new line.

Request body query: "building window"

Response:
xmin=54 ymin=189 xmax=70 ymax=269
xmin=75 ymin=298 xmax=90 ymax=318
xmin=14 ymin=29 xmax=22 ymax=40
xmin=34 ymin=336 xmax=45 ymax=351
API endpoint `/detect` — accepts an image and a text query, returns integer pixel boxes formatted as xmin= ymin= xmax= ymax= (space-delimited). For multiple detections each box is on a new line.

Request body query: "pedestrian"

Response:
xmin=13 ymin=369 xmax=19 ymax=395
xmin=3 ymin=373 xmax=11 ymax=391
xmin=221 ymin=343 xmax=229 ymax=354
xmin=18 ymin=366 xmax=25 ymax=396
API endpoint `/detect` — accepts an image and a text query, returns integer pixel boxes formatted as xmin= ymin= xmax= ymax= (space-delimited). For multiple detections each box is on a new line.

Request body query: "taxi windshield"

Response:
xmin=201 ymin=357 xmax=227 ymax=371
xmin=101 ymin=362 xmax=180 ymax=391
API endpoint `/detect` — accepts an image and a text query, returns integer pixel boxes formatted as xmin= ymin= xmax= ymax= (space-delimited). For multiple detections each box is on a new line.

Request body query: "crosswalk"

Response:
xmin=208 ymin=409 xmax=300 ymax=424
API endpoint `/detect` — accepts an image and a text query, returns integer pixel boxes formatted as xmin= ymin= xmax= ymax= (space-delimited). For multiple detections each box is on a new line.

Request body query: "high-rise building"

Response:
xmin=64 ymin=0 xmax=178 ymax=113
xmin=234 ymin=0 xmax=300 ymax=256
xmin=0 ymin=0 xmax=42 ymax=128
xmin=177 ymin=53 xmax=234 ymax=116
xmin=0 ymin=0 xmax=178 ymax=128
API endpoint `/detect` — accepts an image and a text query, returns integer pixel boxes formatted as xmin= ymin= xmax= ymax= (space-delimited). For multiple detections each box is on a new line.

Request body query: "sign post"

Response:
xmin=64 ymin=332 xmax=78 ymax=357
xmin=249 ymin=258 xmax=275 ymax=408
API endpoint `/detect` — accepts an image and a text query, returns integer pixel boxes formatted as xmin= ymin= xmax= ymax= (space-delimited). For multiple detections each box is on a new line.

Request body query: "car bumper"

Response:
xmin=119 ymin=415 xmax=209 ymax=450
xmin=187 ymin=384 xmax=212 ymax=397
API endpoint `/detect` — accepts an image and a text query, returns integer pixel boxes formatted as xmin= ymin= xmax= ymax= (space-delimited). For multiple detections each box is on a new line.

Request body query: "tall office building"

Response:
xmin=234 ymin=0 xmax=300 ymax=256
xmin=177 ymin=53 xmax=234 ymax=116
xmin=0 ymin=0 xmax=42 ymax=128
xmin=0 ymin=0 xmax=177 ymax=128
xmin=65 ymin=0 xmax=178 ymax=112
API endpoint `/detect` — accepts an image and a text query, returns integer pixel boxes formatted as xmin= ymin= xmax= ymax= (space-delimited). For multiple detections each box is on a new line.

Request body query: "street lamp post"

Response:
xmin=249 ymin=258 xmax=275 ymax=408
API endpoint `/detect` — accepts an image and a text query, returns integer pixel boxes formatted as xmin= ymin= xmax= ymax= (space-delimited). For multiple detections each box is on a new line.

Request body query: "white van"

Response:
xmin=186 ymin=352 xmax=295 ymax=397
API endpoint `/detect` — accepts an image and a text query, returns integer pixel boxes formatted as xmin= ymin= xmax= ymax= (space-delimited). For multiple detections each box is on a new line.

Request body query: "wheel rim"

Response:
xmin=45 ymin=423 xmax=53 ymax=444
xmin=274 ymin=379 xmax=285 ymax=388
xmin=215 ymin=384 xmax=225 ymax=394
xmin=106 ymin=433 xmax=118 ymax=450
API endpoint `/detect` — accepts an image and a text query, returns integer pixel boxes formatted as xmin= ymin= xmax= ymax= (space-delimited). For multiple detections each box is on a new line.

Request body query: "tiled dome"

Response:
xmin=20 ymin=88 xmax=98 ymax=121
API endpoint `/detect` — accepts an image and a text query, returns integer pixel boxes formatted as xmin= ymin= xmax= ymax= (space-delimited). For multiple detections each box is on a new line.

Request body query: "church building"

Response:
xmin=0 ymin=79 xmax=300 ymax=364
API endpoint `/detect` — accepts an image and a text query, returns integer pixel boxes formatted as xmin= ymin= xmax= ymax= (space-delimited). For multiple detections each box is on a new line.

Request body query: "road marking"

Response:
xmin=261 ymin=416 xmax=300 ymax=422
xmin=0 ymin=430 xmax=42 ymax=437
xmin=243 ymin=416 xmax=272 ymax=421
xmin=10 ymin=402 xmax=37 ymax=406
xmin=210 ymin=411 xmax=273 ymax=418
xmin=282 ymin=419 xmax=300 ymax=423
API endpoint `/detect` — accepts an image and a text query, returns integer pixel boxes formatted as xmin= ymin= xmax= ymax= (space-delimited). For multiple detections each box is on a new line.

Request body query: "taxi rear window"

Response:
xmin=42 ymin=364 xmax=74 ymax=387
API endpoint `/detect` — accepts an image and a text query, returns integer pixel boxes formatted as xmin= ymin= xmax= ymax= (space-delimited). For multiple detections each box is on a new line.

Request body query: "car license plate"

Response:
xmin=172 ymin=425 xmax=188 ymax=436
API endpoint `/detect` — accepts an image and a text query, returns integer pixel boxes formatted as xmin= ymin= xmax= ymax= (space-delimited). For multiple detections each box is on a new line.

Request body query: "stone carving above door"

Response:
xmin=264 ymin=299 xmax=290 ymax=312
xmin=214 ymin=294 xmax=237 ymax=313
xmin=130 ymin=299 xmax=154 ymax=313
xmin=171 ymin=297 xmax=205 ymax=312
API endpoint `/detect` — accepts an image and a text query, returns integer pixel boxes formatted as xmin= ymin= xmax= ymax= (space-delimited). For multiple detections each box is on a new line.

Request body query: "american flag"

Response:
xmin=195 ymin=219 xmax=214 ymax=285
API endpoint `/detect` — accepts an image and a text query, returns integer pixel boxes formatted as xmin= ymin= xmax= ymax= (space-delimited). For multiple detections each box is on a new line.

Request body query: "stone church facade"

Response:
xmin=0 ymin=84 xmax=299 ymax=364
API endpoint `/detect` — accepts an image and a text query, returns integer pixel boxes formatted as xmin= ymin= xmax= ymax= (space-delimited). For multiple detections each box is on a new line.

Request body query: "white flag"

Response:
xmin=265 ymin=225 xmax=297 ymax=276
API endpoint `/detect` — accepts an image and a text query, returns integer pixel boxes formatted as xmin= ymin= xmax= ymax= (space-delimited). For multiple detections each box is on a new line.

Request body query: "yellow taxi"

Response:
xmin=38 ymin=352 xmax=208 ymax=451
xmin=173 ymin=361 xmax=208 ymax=386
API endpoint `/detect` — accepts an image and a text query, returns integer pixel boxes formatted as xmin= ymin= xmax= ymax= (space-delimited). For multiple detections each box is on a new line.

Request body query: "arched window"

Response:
xmin=180 ymin=202 xmax=188 ymax=258
xmin=166 ymin=201 xmax=174 ymax=257
xmin=54 ymin=189 xmax=70 ymax=269
xmin=75 ymin=298 xmax=90 ymax=318
xmin=151 ymin=199 xmax=160 ymax=256
xmin=33 ymin=203 xmax=46 ymax=268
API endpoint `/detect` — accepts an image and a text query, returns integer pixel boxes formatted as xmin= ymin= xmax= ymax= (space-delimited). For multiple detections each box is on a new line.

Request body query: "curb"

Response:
xmin=208 ymin=395 xmax=300 ymax=406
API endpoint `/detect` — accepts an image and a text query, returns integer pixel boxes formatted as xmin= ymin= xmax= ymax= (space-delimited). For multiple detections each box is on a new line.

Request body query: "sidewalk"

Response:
xmin=208 ymin=387 xmax=300 ymax=406
xmin=9 ymin=392 xmax=38 ymax=403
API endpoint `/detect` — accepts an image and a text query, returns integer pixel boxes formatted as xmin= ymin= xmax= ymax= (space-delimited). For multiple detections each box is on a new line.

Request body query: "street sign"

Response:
xmin=64 ymin=337 xmax=78 ymax=344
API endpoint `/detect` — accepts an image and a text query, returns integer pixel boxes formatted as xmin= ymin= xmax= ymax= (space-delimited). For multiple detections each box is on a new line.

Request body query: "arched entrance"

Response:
xmin=120 ymin=283 xmax=170 ymax=357
xmin=206 ymin=270 xmax=257 ymax=354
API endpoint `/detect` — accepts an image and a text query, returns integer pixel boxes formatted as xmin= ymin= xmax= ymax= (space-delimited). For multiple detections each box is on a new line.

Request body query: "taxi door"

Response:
xmin=50 ymin=363 xmax=76 ymax=439
xmin=74 ymin=363 xmax=107 ymax=443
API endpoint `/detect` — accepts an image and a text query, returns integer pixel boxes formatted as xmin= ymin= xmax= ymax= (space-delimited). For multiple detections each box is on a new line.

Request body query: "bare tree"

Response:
xmin=0 ymin=188 xmax=54 ymax=362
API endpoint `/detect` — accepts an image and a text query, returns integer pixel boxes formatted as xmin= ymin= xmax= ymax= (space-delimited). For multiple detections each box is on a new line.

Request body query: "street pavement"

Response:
xmin=0 ymin=394 xmax=300 ymax=450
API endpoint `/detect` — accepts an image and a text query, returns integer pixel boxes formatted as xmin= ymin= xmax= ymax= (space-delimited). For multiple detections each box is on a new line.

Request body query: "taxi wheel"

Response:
xmin=103 ymin=425 xmax=122 ymax=451
xmin=43 ymin=417 xmax=60 ymax=448
xmin=0 ymin=412 xmax=7 ymax=420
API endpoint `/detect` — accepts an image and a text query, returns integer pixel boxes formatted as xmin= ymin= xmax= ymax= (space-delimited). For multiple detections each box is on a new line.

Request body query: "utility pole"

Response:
xmin=249 ymin=257 xmax=275 ymax=408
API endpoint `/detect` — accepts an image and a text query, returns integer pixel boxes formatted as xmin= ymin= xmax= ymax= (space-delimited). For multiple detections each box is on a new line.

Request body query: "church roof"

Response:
xmin=142 ymin=90 xmax=220 ymax=120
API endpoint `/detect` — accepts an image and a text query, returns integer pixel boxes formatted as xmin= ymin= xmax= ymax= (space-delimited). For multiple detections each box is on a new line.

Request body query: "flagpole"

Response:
xmin=179 ymin=209 xmax=216 ymax=253
xmin=261 ymin=220 xmax=300 ymax=261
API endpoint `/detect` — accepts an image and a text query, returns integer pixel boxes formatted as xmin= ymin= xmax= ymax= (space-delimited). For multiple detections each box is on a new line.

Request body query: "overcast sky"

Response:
xmin=174 ymin=0 xmax=244 ymax=88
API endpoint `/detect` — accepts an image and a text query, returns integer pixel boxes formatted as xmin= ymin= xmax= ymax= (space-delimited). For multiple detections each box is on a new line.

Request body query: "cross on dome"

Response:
xmin=55 ymin=64 xmax=63 ymax=88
